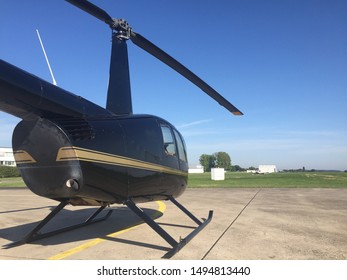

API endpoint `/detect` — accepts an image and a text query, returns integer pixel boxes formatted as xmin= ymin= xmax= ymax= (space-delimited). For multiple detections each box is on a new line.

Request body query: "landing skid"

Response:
xmin=3 ymin=200 xmax=112 ymax=249
xmin=3 ymin=197 xmax=212 ymax=258
xmin=125 ymin=196 xmax=213 ymax=258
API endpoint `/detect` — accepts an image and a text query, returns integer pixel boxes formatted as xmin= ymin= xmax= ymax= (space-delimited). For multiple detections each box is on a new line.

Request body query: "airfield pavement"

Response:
xmin=0 ymin=187 xmax=346 ymax=260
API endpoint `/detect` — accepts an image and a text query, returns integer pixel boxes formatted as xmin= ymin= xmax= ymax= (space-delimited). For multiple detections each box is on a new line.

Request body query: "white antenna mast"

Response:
xmin=36 ymin=29 xmax=57 ymax=86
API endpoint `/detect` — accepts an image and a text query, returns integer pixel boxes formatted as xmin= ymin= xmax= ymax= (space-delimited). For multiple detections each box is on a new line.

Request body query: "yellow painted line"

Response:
xmin=48 ymin=201 xmax=166 ymax=260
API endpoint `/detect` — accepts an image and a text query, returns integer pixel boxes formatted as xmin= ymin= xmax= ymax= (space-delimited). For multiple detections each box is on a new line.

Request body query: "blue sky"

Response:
xmin=1 ymin=0 xmax=346 ymax=170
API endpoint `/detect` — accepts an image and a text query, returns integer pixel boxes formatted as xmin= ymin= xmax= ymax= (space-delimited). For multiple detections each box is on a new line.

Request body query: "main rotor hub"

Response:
xmin=112 ymin=18 xmax=132 ymax=40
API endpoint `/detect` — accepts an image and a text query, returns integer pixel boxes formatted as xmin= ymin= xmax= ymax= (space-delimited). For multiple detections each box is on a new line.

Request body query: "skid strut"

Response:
xmin=125 ymin=196 xmax=213 ymax=258
xmin=3 ymin=199 xmax=112 ymax=248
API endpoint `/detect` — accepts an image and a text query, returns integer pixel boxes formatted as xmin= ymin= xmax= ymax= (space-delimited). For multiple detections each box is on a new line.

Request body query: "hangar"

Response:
xmin=0 ymin=147 xmax=16 ymax=167
xmin=258 ymin=165 xmax=278 ymax=173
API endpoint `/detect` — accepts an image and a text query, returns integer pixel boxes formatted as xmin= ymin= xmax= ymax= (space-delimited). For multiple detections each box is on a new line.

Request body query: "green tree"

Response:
xmin=231 ymin=165 xmax=245 ymax=172
xmin=199 ymin=154 xmax=216 ymax=172
xmin=214 ymin=151 xmax=231 ymax=170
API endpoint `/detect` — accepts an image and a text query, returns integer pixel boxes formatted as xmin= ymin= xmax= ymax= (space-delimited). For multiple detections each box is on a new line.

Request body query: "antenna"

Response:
xmin=36 ymin=29 xmax=57 ymax=86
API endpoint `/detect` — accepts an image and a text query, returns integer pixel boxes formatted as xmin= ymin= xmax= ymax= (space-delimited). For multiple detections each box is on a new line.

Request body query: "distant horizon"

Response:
xmin=187 ymin=163 xmax=346 ymax=172
xmin=1 ymin=144 xmax=345 ymax=172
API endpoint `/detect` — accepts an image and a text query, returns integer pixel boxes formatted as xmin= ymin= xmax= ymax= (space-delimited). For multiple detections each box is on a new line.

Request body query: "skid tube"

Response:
xmin=125 ymin=196 xmax=213 ymax=258
xmin=3 ymin=199 xmax=112 ymax=249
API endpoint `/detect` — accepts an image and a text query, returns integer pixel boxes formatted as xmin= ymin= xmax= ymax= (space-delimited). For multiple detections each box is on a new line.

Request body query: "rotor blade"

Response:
xmin=66 ymin=0 xmax=114 ymax=26
xmin=130 ymin=32 xmax=243 ymax=116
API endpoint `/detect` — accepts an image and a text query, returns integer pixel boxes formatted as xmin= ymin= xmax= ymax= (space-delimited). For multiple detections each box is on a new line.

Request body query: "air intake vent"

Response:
xmin=56 ymin=119 xmax=95 ymax=141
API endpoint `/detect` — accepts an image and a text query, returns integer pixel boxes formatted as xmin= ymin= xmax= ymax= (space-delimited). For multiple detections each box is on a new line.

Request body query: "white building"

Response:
xmin=0 ymin=147 xmax=16 ymax=166
xmin=188 ymin=165 xmax=204 ymax=173
xmin=258 ymin=165 xmax=277 ymax=173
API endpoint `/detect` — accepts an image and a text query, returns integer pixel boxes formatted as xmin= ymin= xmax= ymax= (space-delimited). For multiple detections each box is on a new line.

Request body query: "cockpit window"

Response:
xmin=160 ymin=125 xmax=176 ymax=156
xmin=174 ymin=130 xmax=187 ymax=162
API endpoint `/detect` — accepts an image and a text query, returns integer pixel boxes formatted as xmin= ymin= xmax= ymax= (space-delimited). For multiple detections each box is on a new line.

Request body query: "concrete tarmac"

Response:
xmin=0 ymin=188 xmax=346 ymax=260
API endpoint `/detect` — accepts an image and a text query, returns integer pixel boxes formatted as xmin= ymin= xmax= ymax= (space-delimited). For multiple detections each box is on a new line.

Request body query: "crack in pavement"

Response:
xmin=201 ymin=188 xmax=262 ymax=260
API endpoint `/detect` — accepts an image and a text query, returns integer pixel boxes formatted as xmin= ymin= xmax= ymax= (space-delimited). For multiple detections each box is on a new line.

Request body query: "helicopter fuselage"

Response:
xmin=1 ymin=59 xmax=188 ymax=206
xmin=13 ymin=115 xmax=188 ymax=206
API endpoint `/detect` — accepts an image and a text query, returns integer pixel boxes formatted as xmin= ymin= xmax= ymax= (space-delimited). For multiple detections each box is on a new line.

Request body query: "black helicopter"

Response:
xmin=0 ymin=0 xmax=242 ymax=258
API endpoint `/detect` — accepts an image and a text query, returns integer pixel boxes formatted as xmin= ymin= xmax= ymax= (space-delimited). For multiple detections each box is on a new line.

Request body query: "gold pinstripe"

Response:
xmin=13 ymin=150 xmax=37 ymax=164
xmin=56 ymin=146 xmax=187 ymax=176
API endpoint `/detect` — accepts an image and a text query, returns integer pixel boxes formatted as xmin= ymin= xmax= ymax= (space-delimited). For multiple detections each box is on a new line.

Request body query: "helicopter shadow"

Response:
xmin=0 ymin=205 xmax=170 ymax=253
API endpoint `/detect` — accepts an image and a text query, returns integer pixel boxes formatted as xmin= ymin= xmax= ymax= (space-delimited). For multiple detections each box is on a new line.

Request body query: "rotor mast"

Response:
xmin=106 ymin=20 xmax=133 ymax=115
xmin=66 ymin=0 xmax=134 ymax=115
